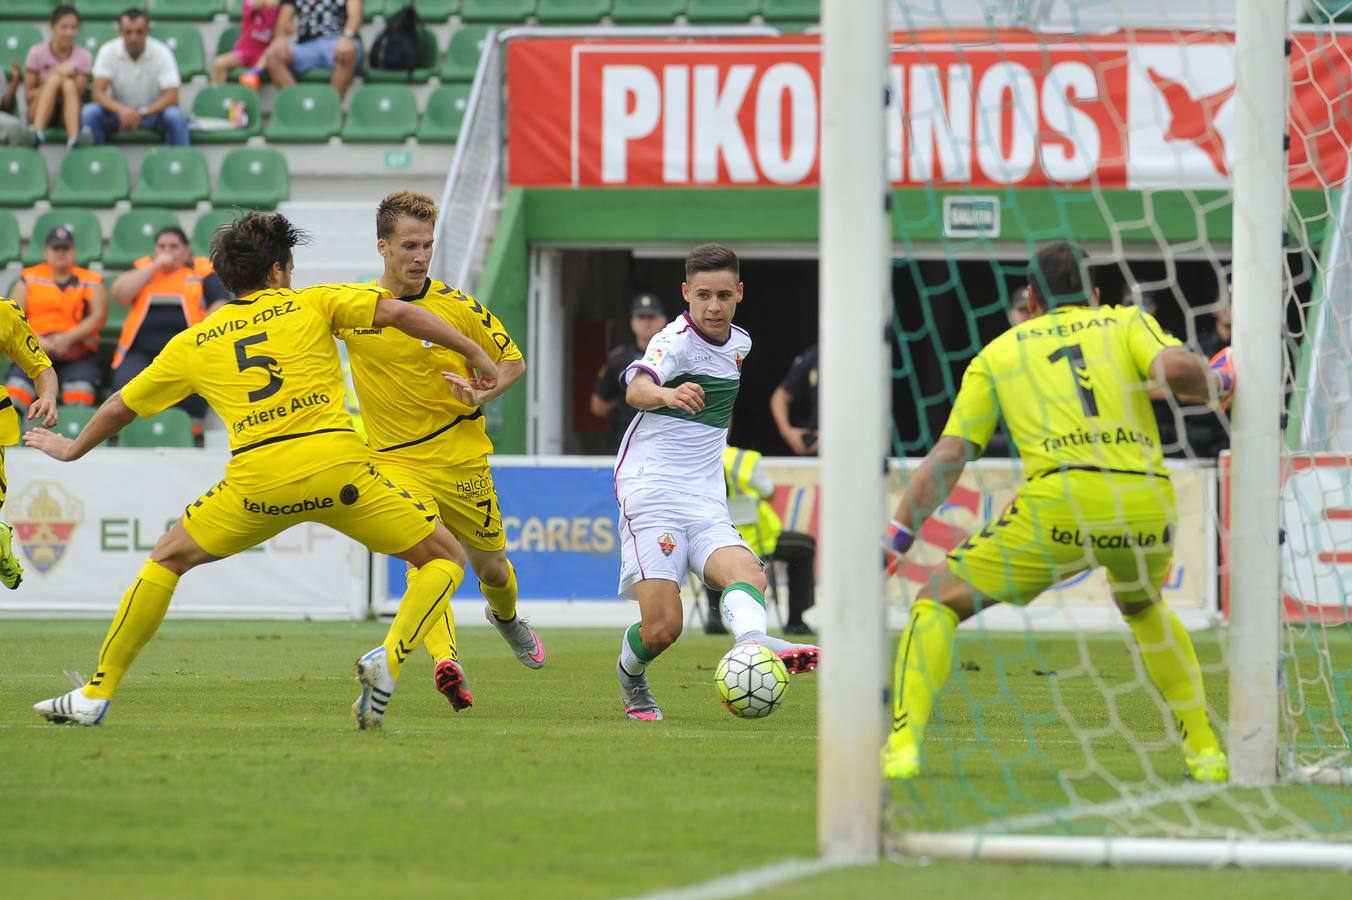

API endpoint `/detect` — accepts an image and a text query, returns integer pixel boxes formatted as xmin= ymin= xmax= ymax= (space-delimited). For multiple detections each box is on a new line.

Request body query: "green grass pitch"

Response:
xmin=3 ymin=620 xmax=1349 ymax=899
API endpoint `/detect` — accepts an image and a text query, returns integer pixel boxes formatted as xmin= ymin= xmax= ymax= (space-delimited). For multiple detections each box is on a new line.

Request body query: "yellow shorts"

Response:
xmin=379 ymin=459 xmax=505 ymax=552
xmin=947 ymin=471 xmax=1177 ymax=606
xmin=182 ymin=461 xmax=437 ymax=558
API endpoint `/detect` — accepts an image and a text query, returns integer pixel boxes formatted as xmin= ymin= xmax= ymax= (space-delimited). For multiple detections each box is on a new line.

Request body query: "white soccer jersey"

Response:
xmin=614 ymin=312 xmax=751 ymax=503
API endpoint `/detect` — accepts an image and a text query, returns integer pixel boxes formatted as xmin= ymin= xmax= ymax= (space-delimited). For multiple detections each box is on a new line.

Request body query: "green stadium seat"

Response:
xmin=153 ymin=0 xmax=227 ymax=20
xmin=0 ymin=148 xmax=49 ymax=207
xmin=685 ymin=0 xmax=756 ymax=22
xmin=119 ymin=407 xmax=195 ymax=448
xmin=0 ymin=211 xmax=19 ymax=268
xmin=440 ymin=26 xmax=490 ymax=82
xmin=74 ymin=0 xmax=133 ymax=19
xmin=537 ymin=0 xmax=610 ymax=22
xmin=191 ymin=83 xmax=262 ymax=143
xmin=52 ymin=404 xmax=97 ymax=440
xmin=2 ymin=1 xmax=56 ymax=20
xmin=24 ymin=209 xmax=102 ymax=266
xmin=230 ymin=0 xmax=382 ymax=22
xmin=364 ymin=26 xmax=438 ymax=83
xmin=101 ymin=297 xmax=128 ymax=339
xmin=264 ymin=84 xmax=342 ymax=143
xmin=211 ymin=148 xmax=289 ymax=209
xmin=386 ymin=0 xmax=458 ymax=20
xmin=156 ymin=24 xmax=207 ymax=80
xmin=109 ymin=128 xmax=164 ymax=144
xmin=341 ymin=84 xmax=418 ymax=142
xmin=459 ymin=0 xmax=536 ymax=23
xmin=0 ymin=23 xmax=43 ymax=73
xmin=131 ymin=147 xmax=211 ymax=209
xmin=216 ymin=23 xmax=240 ymax=56
xmin=610 ymin=0 xmax=684 ymax=23
xmin=50 ymin=147 xmax=131 ymax=207
xmin=416 ymin=84 xmax=469 ymax=143
xmin=762 ymin=0 xmax=818 ymax=24
xmin=191 ymin=208 xmax=237 ymax=256
xmin=77 ymin=21 xmax=118 ymax=58
xmin=104 ymin=208 xmax=181 ymax=270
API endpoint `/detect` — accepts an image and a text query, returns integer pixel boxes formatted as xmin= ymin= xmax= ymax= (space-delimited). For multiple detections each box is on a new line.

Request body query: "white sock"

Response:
xmin=720 ymin=581 xmax=770 ymax=644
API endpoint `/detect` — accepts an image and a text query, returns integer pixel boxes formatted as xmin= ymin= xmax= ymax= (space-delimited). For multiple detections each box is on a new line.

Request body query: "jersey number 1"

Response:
xmin=1047 ymin=344 xmax=1099 ymax=417
xmin=234 ymin=333 xmax=284 ymax=402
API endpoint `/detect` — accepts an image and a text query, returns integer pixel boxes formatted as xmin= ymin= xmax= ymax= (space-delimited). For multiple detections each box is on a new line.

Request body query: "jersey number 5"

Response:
xmin=1047 ymin=344 xmax=1099 ymax=417
xmin=234 ymin=333 xmax=284 ymax=402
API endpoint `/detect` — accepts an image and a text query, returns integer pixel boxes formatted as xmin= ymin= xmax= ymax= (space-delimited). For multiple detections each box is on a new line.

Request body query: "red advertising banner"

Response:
xmin=507 ymin=31 xmax=1352 ymax=190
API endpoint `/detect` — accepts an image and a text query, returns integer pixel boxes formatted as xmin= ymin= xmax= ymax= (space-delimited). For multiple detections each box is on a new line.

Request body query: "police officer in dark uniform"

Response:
xmin=770 ymin=343 xmax=819 ymax=455
xmin=591 ymin=292 xmax=668 ymax=453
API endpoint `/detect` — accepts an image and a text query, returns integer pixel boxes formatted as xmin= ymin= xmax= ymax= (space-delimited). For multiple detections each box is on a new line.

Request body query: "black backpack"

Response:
xmin=370 ymin=5 xmax=421 ymax=79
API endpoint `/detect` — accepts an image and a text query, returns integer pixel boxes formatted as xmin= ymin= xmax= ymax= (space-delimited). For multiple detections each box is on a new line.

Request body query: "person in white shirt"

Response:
xmin=612 ymin=244 xmax=820 ymax=721
xmin=80 ymin=8 xmax=188 ymax=146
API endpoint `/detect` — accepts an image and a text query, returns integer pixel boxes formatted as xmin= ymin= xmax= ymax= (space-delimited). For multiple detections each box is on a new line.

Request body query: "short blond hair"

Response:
xmin=376 ymin=190 xmax=439 ymax=240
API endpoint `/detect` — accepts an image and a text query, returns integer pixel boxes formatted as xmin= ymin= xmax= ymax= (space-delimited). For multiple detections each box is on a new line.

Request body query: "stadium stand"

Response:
xmin=3 ymin=1 xmax=58 ymax=20
xmin=67 ymin=0 xmax=129 ymax=19
xmin=537 ymin=0 xmax=613 ymax=23
xmin=416 ymin=83 xmax=469 ymax=143
xmin=156 ymin=23 xmax=208 ymax=81
xmin=441 ymin=26 xmax=491 ymax=82
xmin=762 ymin=0 xmax=821 ymax=25
xmin=686 ymin=0 xmax=758 ymax=22
xmin=460 ymin=0 xmax=538 ymax=24
xmin=0 ymin=23 xmax=43 ymax=73
xmin=23 ymin=210 xmax=101 ymax=267
xmin=0 ymin=213 xmax=19 ymax=268
xmin=119 ymin=407 xmax=195 ymax=448
xmin=341 ymin=84 xmax=419 ymax=143
xmin=264 ymin=85 xmax=343 ymax=143
xmin=154 ymin=0 xmax=227 ymax=21
xmin=104 ymin=208 xmax=181 ymax=270
xmin=131 ymin=148 xmax=212 ymax=209
xmin=0 ymin=148 xmax=49 ymax=207
xmin=191 ymin=84 xmax=262 ymax=143
xmin=610 ymin=0 xmax=686 ymax=23
xmin=210 ymin=147 xmax=290 ymax=209
xmin=78 ymin=21 xmax=117 ymax=57
xmin=50 ymin=148 xmax=131 ymax=208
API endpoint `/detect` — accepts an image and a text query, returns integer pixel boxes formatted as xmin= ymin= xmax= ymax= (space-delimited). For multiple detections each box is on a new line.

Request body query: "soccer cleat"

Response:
xmin=0 ymin=521 xmax=25 ymax=589
xmin=433 ymin=658 xmax=474 ymax=711
xmin=34 ymin=687 xmax=110 ymax=726
xmin=776 ymin=643 xmax=820 ymax=675
xmin=1186 ymin=747 xmax=1229 ymax=783
xmin=881 ymin=739 xmax=921 ymax=780
xmin=484 ymin=604 xmax=546 ymax=669
xmin=352 ymin=647 xmax=396 ymax=730
xmin=617 ymin=658 xmax=663 ymax=720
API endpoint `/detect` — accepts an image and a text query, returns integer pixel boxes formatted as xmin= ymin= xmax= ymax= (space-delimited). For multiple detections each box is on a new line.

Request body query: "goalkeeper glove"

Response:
xmin=883 ymin=520 xmax=915 ymax=577
xmin=1209 ymin=347 xmax=1234 ymax=411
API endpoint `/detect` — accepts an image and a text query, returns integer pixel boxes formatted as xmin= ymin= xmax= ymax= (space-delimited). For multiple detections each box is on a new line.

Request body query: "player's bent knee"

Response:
xmin=150 ymin=520 xmax=216 ymax=575
xmin=401 ymin=523 xmax=467 ymax=569
xmin=475 ymin=554 xmax=511 ymax=587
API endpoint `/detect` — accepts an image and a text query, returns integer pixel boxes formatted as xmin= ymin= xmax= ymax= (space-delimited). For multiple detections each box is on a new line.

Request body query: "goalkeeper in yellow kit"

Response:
xmin=337 ymin=191 xmax=544 ymax=713
xmin=882 ymin=241 xmax=1234 ymax=783
xmin=26 ymin=212 xmax=500 ymax=729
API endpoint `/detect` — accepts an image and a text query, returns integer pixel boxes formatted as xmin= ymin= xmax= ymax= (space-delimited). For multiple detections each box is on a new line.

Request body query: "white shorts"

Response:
xmin=616 ymin=489 xmax=755 ymax=599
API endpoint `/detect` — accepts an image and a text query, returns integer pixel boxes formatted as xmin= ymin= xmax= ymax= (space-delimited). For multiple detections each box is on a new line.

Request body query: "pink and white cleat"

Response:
xmin=433 ymin=658 xmax=474 ymax=711
xmin=617 ymin=658 xmax=663 ymax=720
xmin=484 ymin=604 xmax=546 ymax=669
xmin=777 ymin=644 xmax=820 ymax=675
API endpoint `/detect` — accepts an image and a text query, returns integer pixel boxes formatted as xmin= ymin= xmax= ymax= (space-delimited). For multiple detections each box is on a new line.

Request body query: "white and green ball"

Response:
xmin=715 ymin=643 xmax=789 ymax=719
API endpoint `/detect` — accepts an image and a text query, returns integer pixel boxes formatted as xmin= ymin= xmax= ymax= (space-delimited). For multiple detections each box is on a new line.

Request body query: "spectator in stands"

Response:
xmin=771 ymin=344 xmax=819 ymax=455
xmin=0 ymin=60 xmax=37 ymax=146
xmin=212 ymin=0 xmax=283 ymax=90
xmin=81 ymin=8 xmax=189 ymax=147
xmin=24 ymin=5 xmax=93 ymax=149
xmin=704 ymin=445 xmax=817 ymax=637
xmin=110 ymin=226 xmax=229 ymax=424
xmin=590 ymin=292 xmax=668 ymax=453
xmin=267 ymin=0 xmax=364 ymax=99
xmin=6 ymin=226 xmax=108 ymax=411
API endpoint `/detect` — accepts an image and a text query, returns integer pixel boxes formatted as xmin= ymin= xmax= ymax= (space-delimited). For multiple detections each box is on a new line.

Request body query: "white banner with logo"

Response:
xmin=0 ymin=448 xmax=368 ymax=619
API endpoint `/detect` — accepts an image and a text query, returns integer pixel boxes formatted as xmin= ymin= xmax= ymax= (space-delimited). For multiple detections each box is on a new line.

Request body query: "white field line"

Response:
xmin=970 ymin=782 xmax=1230 ymax=834
xmin=625 ymin=857 xmax=856 ymax=900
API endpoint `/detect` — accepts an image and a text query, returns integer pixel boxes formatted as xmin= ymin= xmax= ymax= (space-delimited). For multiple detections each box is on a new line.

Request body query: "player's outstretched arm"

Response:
xmin=884 ymin=435 xmax=975 ymax=565
xmin=626 ymin=369 xmax=704 ymax=415
xmin=24 ymin=392 xmax=137 ymax=462
xmin=372 ymin=298 xmax=499 ymax=390
xmin=1151 ymin=346 xmax=1232 ymax=408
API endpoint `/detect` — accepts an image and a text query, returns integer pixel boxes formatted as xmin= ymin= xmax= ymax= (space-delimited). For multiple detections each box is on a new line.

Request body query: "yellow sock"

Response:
xmin=890 ymin=598 xmax=960 ymax=749
xmin=385 ymin=558 xmax=463 ymax=678
xmin=417 ymin=563 xmax=461 ymax=663
xmin=1124 ymin=602 xmax=1219 ymax=758
xmin=482 ymin=560 xmax=519 ymax=622
xmin=84 ymin=560 xmax=179 ymax=700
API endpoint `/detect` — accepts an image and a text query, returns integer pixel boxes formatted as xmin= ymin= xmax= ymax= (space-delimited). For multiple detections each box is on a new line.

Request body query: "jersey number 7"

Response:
xmin=1046 ymin=343 xmax=1099 ymax=417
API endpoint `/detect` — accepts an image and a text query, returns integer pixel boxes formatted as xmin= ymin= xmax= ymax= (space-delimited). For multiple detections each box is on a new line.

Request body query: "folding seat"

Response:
xmin=104 ymin=208 xmax=182 ymax=270
xmin=610 ymin=0 xmax=685 ymax=23
xmin=416 ymin=84 xmax=469 ymax=143
xmin=440 ymin=26 xmax=490 ymax=82
xmin=264 ymin=84 xmax=342 ymax=143
xmin=211 ymin=148 xmax=290 ymax=210
xmin=50 ymin=147 xmax=130 ymax=207
xmin=131 ymin=147 xmax=211 ymax=209
xmin=459 ymin=0 xmax=537 ymax=23
xmin=342 ymin=84 xmax=419 ymax=142
xmin=0 ymin=148 xmax=48 ymax=207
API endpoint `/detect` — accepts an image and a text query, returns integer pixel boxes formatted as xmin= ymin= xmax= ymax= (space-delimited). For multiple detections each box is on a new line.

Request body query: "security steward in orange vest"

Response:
xmin=109 ymin=225 xmax=229 ymax=420
xmin=6 ymin=225 xmax=109 ymax=410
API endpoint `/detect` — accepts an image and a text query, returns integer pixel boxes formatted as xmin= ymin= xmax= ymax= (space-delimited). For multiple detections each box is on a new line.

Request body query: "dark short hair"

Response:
xmin=154 ymin=225 xmax=189 ymax=246
xmin=118 ymin=7 xmax=148 ymax=25
xmin=1028 ymin=241 xmax=1093 ymax=308
xmin=51 ymin=4 xmax=80 ymax=25
xmin=210 ymin=212 xmax=310 ymax=296
xmin=685 ymin=243 xmax=739 ymax=281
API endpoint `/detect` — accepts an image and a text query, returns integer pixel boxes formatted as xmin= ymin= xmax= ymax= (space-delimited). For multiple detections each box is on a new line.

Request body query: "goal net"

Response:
xmin=869 ymin=0 xmax=1352 ymax=867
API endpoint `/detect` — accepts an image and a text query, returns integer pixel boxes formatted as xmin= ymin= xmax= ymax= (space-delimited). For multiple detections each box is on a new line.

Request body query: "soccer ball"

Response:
xmin=715 ymin=643 xmax=788 ymax=719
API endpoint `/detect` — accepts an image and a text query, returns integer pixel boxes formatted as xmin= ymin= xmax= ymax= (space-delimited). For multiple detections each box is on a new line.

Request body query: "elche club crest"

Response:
xmin=657 ymin=532 xmax=677 ymax=557
xmin=11 ymin=480 xmax=84 ymax=575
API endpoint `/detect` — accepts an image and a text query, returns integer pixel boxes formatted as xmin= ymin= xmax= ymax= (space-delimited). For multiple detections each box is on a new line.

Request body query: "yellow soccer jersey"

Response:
xmin=0 ymin=297 xmax=53 ymax=445
xmin=942 ymin=304 xmax=1183 ymax=479
xmin=337 ymin=278 xmax=522 ymax=468
xmin=119 ymin=283 xmax=386 ymax=491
